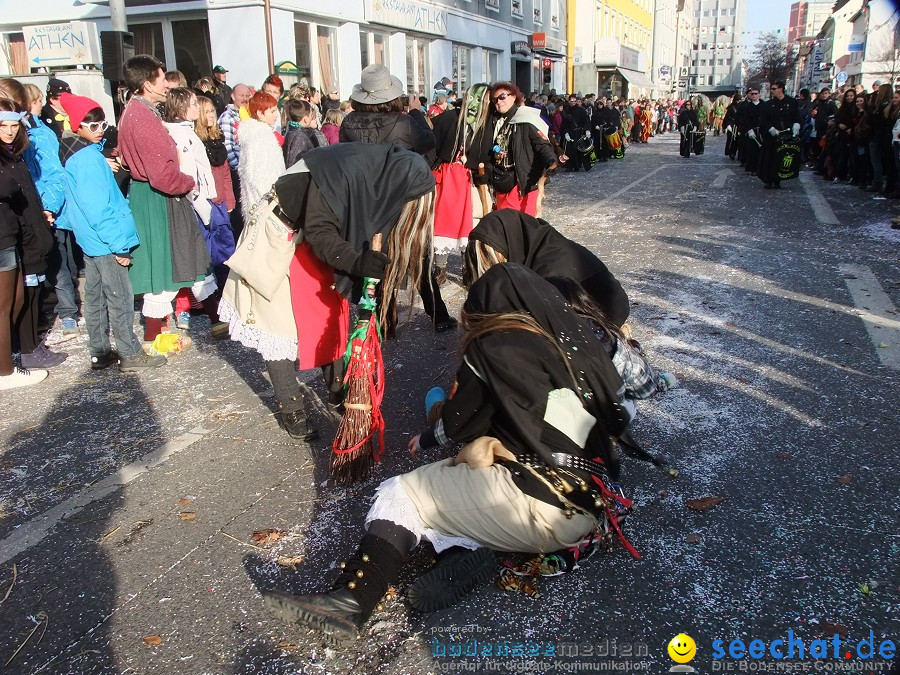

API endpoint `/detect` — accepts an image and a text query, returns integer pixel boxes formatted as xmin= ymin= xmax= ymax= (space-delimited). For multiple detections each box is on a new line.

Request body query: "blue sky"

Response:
xmin=743 ymin=0 xmax=794 ymax=38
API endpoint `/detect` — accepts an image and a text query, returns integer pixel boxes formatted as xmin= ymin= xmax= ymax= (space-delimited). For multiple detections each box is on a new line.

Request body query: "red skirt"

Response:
xmin=495 ymin=188 xmax=538 ymax=216
xmin=290 ymin=242 xmax=349 ymax=369
xmin=432 ymin=162 xmax=473 ymax=252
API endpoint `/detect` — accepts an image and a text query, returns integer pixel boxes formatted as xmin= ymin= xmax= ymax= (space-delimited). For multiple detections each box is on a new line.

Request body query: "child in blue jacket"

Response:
xmin=58 ymin=94 xmax=165 ymax=373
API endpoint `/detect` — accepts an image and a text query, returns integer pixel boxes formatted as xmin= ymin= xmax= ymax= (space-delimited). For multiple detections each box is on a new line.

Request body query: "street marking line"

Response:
xmin=840 ymin=264 xmax=900 ymax=370
xmin=711 ymin=168 xmax=734 ymax=188
xmin=799 ymin=171 xmax=840 ymax=225
xmin=0 ymin=427 xmax=210 ymax=566
xmin=601 ymin=163 xmax=733 ymax=203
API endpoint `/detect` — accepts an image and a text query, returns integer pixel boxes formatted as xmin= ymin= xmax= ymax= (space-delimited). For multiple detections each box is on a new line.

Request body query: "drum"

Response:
xmin=774 ymin=138 xmax=802 ymax=181
xmin=692 ymin=131 xmax=706 ymax=155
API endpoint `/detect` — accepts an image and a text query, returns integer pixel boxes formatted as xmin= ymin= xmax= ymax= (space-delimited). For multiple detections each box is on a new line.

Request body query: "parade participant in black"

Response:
xmin=723 ymin=93 xmax=741 ymax=159
xmin=560 ymin=96 xmax=592 ymax=172
xmin=677 ymin=100 xmax=698 ymax=158
xmin=462 ymin=209 xmax=629 ymax=327
xmin=591 ymin=98 xmax=613 ymax=162
xmin=809 ymin=87 xmax=837 ymax=165
xmin=758 ymin=81 xmax=802 ymax=189
xmin=829 ymin=89 xmax=857 ymax=181
xmin=736 ymin=88 xmax=763 ymax=174
xmin=261 ymin=263 xmax=630 ymax=642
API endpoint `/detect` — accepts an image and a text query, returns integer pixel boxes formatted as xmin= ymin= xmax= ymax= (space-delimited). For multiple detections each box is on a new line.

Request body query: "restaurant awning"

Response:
xmin=617 ymin=68 xmax=654 ymax=90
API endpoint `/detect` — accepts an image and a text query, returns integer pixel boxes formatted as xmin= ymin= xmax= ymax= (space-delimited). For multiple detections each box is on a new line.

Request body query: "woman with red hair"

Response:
xmin=485 ymin=82 xmax=562 ymax=216
xmin=237 ymin=91 xmax=285 ymax=223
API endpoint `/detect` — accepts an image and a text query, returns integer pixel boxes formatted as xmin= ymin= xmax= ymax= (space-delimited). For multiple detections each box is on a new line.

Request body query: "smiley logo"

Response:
xmin=668 ymin=633 xmax=696 ymax=663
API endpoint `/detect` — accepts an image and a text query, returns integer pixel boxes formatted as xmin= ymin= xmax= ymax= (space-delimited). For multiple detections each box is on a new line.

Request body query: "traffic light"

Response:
xmin=543 ymin=59 xmax=552 ymax=84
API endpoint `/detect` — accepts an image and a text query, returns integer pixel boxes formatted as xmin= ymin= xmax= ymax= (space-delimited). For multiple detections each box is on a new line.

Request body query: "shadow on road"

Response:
xmin=0 ymin=374 xmax=162 ymax=673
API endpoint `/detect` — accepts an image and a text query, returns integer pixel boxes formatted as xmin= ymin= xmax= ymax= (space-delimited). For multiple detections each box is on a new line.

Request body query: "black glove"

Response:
xmin=352 ymin=249 xmax=391 ymax=279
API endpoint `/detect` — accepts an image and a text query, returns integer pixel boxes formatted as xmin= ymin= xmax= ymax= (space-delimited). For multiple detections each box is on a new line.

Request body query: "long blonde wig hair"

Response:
xmin=460 ymin=310 xmax=579 ymax=386
xmin=462 ymin=239 xmax=507 ymax=288
xmin=381 ymin=188 xmax=436 ymax=331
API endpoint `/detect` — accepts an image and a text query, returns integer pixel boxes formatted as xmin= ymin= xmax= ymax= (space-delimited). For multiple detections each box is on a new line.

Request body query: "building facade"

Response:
xmin=0 ymin=0 xmax=568 ymax=105
xmin=792 ymin=0 xmax=862 ymax=93
xmin=572 ymin=0 xmax=656 ymax=99
xmin=650 ymin=0 xmax=679 ymax=98
xmin=787 ymin=0 xmax=833 ymax=92
xmin=684 ymin=0 xmax=745 ymax=95
xmin=844 ymin=0 xmax=900 ymax=90
xmin=788 ymin=0 xmax=832 ymax=46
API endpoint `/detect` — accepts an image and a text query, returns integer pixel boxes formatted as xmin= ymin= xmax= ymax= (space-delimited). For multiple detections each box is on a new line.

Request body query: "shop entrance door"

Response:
xmin=513 ymin=59 xmax=531 ymax=92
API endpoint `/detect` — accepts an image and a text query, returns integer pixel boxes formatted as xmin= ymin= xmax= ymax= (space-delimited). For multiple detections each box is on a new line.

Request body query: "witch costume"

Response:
xmin=261 ymin=264 xmax=633 ymax=643
xmin=220 ymin=143 xmax=435 ymax=439
xmin=464 ymin=209 xmax=630 ymax=327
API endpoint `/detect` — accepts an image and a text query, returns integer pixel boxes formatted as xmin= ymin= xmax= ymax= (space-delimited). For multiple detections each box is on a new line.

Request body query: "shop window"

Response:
xmin=129 ymin=22 xmax=165 ymax=65
xmin=294 ymin=22 xmax=313 ymax=81
xmin=452 ymin=44 xmax=471 ymax=92
xmin=482 ymin=50 xmax=499 ymax=83
xmin=360 ymin=30 xmax=388 ymax=69
xmin=405 ymin=36 xmax=430 ymax=96
xmin=317 ymin=25 xmax=336 ymax=92
xmin=172 ymin=19 xmax=211 ymax=85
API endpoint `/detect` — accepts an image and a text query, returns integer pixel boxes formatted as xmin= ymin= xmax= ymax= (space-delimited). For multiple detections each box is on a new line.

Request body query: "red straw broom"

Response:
xmin=330 ymin=233 xmax=386 ymax=485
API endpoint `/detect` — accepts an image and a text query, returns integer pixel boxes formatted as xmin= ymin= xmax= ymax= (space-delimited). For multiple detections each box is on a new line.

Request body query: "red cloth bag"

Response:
xmin=432 ymin=162 xmax=473 ymax=252
xmin=290 ymin=242 xmax=349 ymax=370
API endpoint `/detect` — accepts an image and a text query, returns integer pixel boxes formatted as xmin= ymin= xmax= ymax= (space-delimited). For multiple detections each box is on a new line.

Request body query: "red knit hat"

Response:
xmin=58 ymin=92 xmax=103 ymax=129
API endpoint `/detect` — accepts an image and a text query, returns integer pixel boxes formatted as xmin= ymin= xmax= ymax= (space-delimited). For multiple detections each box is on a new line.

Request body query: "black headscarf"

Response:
xmin=467 ymin=209 xmax=630 ymax=326
xmin=276 ymin=143 xmax=435 ymax=253
xmin=462 ymin=263 xmax=628 ymax=478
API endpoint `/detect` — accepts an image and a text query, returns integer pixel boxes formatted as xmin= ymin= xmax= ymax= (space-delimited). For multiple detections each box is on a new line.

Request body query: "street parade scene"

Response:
xmin=0 ymin=0 xmax=897 ymax=672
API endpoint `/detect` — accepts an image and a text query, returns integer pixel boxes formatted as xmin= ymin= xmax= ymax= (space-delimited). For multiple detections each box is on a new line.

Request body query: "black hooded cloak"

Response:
xmin=465 ymin=209 xmax=630 ymax=326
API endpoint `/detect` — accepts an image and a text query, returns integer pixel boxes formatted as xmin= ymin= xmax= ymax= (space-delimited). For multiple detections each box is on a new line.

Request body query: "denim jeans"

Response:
xmin=83 ymin=254 xmax=142 ymax=357
xmin=868 ymin=139 xmax=884 ymax=185
xmin=48 ymin=229 xmax=79 ymax=319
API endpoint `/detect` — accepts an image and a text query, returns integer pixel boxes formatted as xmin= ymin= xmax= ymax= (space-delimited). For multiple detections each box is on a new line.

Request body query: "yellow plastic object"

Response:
xmin=150 ymin=333 xmax=188 ymax=354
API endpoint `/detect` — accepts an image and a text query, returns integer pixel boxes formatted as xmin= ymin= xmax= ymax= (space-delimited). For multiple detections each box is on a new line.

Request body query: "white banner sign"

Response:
xmin=23 ymin=21 xmax=101 ymax=67
xmin=365 ymin=0 xmax=447 ymax=36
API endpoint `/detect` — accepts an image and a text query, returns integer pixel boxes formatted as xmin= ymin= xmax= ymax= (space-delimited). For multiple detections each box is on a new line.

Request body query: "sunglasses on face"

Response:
xmin=81 ymin=120 xmax=109 ymax=133
xmin=492 ymin=93 xmax=512 ymax=102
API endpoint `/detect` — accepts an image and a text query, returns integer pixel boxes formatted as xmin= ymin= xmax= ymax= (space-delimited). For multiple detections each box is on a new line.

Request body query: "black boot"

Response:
xmin=276 ymin=408 xmax=319 ymax=441
xmin=407 ymin=546 xmax=496 ymax=612
xmin=262 ymin=534 xmax=406 ymax=643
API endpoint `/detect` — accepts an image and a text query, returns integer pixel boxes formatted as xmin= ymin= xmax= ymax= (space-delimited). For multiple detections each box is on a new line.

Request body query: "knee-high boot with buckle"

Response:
xmin=262 ymin=533 xmax=407 ymax=643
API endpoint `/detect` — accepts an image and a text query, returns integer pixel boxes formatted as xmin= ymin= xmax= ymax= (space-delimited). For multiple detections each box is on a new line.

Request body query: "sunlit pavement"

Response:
xmin=0 ymin=134 xmax=897 ymax=674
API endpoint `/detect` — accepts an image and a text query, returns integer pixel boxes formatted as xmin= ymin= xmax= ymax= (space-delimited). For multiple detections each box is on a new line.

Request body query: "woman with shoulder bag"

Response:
xmin=221 ymin=143 xmax=436 ymax=442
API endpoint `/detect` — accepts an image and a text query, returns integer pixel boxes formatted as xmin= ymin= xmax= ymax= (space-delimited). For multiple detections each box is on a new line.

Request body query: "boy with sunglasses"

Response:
xmin=57 ymin=93 xmax=166 ymax=373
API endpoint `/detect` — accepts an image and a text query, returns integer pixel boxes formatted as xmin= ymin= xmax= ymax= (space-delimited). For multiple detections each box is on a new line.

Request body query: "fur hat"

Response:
xmin=351 ymin=64 xmax=404 ymax=105
xmin=58 ymin=92 xmax=102 ymax=129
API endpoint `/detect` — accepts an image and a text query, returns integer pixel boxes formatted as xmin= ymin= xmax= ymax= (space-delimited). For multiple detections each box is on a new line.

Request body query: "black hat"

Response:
xmin=46 ymin=78 xmax=71 ymax=98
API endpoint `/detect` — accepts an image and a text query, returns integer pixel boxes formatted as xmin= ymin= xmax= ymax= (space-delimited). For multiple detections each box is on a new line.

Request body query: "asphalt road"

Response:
xmin=1 ymin=134 xmax=897 ymax=675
